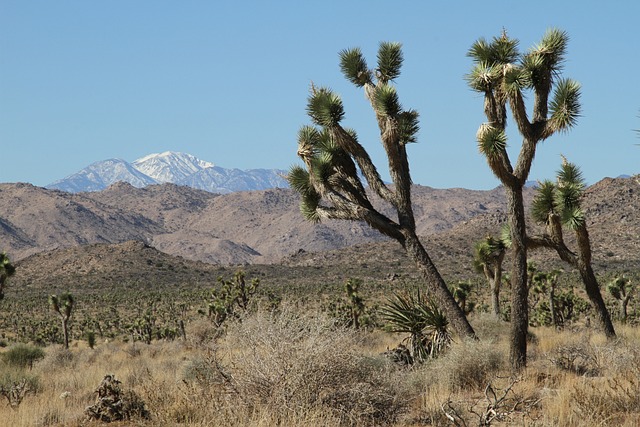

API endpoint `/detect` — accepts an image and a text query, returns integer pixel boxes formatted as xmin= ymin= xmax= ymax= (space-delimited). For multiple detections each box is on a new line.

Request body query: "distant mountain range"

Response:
xmin=46 ymin=151 xmax=289 ymax=194
xmin=3 ymin=176 xmax=639 ymax=273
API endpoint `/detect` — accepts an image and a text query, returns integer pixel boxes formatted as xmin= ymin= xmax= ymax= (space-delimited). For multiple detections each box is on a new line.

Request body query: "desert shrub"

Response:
xmin=0 ymin=365 xmax=40 ymax=408
xmin=85 ymin=374 xmax=150 ymax=422
xmin=186 ymin=318 xmax=219 ymax=347
xmin=2 ymin=343 xmax=45 ymax=369
xmin=181 ymin=354 xmax=225 ymax=388
xmin=38 ymin=346 xmax=74 ymax=371
xmin=548 ymin=342 xmax=600 ymax=376
xmin=221 ymin=309 xmax=411 ymax=425
xmin=569 ymin=375 xmax=640 ymax=426
xmin=428 ymin=339 xmax=505 ymax=392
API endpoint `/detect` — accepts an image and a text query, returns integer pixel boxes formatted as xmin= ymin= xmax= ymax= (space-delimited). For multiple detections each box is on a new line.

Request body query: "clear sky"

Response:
xmin=1 ymin=1 xmax=639 ymax=190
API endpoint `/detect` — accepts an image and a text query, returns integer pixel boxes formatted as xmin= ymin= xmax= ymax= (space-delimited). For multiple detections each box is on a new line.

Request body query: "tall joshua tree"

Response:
xmin=49 ymin=293 xmax=74 ymax=349
xmin=0 ymin=252 xmax=16 ymax=301
xmin=288 ymin=42 xmax=475 ymax=339
xmin=529 ymin=159 xmax=615 ymax=337
xmin=467 ymin=29 xmax=581 ymax=369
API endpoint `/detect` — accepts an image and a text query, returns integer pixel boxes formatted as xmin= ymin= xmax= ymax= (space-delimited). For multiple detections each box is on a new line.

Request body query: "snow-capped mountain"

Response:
xmin=179 ymin=166 xmax=288 ymax=194
xmin=46 ymin=152 xmax=288 ymax=194
xmin=46 ymin=159 xmax=159 ymax=192
xmin=132 ymin=151 xmax=214 ymax=183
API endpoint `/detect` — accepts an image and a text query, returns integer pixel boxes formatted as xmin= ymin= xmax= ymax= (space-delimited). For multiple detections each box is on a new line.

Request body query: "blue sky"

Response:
xmin=1 ymin=1 xmax=638 ymax=190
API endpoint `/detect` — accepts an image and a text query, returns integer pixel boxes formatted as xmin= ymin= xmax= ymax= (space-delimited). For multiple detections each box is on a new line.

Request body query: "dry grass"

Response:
xmin=1 ymin=313 xmax=639 ymax=426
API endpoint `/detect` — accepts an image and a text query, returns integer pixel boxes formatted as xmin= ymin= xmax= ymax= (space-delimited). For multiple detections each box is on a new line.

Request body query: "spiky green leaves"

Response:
xmin=398 ymin=110 xmax=420 ymax=144
xmin=373 ymin=84 xmax=401 ymax=116
xmin=476 ymin=124 xmax=507 ymax=158
xmin=548 ymin=79 xmax=581 ymax=133
xmin=607 ymin=275 xmax=631 ymax=301
xmin=534 ymin=28 xmax=569 ymax=72
xmin=531 ymin=159 xmax=586 ymax=229
xmin=467 ymin=33 xmax=519 ymax=66
xmin=288 ymin=165 xmax=322 ymax=223
xmin=531 ymin=180 xmax=556 ymax=224
xmin=557 ymin=159 xmax=585 ymax=189
xmin=466 ymin=62 xmax=502 ymax=92
xmin=339 ymin=48 xmax=371 ymax=87
xmin=377 ymin=42 xmax=403 ymax=83
xmin=502 ymin=64 xmax=530 ymax=96
xmin=307 ymin=87 xmax=344 ymax=127
xmin=380 ymin=290 xmax=450 ymax=361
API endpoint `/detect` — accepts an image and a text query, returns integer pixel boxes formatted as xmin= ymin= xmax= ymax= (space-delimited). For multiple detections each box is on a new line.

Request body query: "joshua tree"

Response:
xmin=288 ymin=42 xmax=475 ymax=339
xmin=528 ymin=159 xmax=616 ymax=337
xmin=607 ymin=275 xmax=634 ymax=323
xmin=0 ymin=252 xmax=16 ymax=301
xmin=49 ymin=293 xmax=74 ymax=349
xmin=451 ymin=280 xmax=474 ymax=314
xmin=531 ymin=270 xmax=561 ymax=328
xmin=467 ymin=29 xmax=581 ymax=369
xmin=207 ymin=271 xmax=259 ymax=327
xmin=344 ymin=278 xmax=365 ymax=329
xmin=473 ymin=236 xmax=507 ymax=317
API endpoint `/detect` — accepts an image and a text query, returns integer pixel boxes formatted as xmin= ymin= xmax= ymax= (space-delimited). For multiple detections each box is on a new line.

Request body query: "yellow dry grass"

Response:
xmin=0 ymin=315 xmax=638 ymax=426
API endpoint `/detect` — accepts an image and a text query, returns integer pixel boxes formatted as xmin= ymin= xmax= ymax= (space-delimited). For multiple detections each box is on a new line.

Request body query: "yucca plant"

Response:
xmin=380 ymin=290 xmax=451 ymax=362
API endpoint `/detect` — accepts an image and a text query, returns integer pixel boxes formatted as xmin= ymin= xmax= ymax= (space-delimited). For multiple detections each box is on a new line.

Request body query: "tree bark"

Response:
xmin=549 ymin=284 xmax=559 ymax=328
xmin=575 ymin=226 xmax=616 ymax=338
xmin=402 ymin=232 xmax=476 ymax=339
xmin=506 ymin=186 xmax=529 ymax=371
xmin=491 ymin=255 xmax=504 ymax=317
xmin=61 ymin=318 xmax=69 ymax=350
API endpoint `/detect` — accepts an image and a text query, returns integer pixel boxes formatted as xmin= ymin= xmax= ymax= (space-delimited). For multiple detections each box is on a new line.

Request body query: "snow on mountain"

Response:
xmin=178 ymin=166 xmax=288 ymax=194
xmin=46 ymin=159 xmax=159 ymax=192
xmin=132 ymin=151 xmax=214 ymax=183
xmin=45 ymin=152 xmax=289 ymax=194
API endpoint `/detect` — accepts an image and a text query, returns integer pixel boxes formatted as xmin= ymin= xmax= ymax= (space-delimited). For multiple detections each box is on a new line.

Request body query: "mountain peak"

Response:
xmin=132 ymin=152 xmax=214 ymax=183
xmin=46 ymin=152 xmax=288 ymax=194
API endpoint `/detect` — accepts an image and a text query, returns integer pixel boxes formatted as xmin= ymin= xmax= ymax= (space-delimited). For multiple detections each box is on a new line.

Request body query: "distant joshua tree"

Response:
xmin=473 ymin=236 xmax=507 ymax=317
xmin=0 ymin=252 xmax=16 ymax=301
xmin=467 ymin=28 xmax=582 ymax=370
xmin=49 ymin=293 xmax=74 ymax=349
xmin=607 ymin=275 xmax=634 ymax=323
xmin=288 ymin=42 xmax=475 ymax=339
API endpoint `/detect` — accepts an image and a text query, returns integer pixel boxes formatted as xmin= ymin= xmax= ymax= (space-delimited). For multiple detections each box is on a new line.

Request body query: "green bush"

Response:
xmin=2 ymin=344 xmax=45 ymax=369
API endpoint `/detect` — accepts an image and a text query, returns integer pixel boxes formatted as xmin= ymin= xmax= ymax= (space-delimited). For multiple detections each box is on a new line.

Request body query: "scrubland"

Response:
xmin=1 ymin=305 xmax=639 ymax=427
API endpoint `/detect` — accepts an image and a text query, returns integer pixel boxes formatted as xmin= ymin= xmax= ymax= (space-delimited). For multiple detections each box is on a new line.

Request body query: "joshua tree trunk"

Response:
xmin=575 ymin=227 xmax=616 ymax=336
xmin=402 ymin=232 xmax=476 ymax=338
xmin=61 ymin=318 xmax=70 ymax=349
xmin=621 ymin=298 xmax=630 ymax=323
xmin=549 ymin=283 xmax=559 ymax=328
xmin=507 ymin=187 xmax=529 ymax=370
xmin=530 ymin=213 xmax=616 ymax=338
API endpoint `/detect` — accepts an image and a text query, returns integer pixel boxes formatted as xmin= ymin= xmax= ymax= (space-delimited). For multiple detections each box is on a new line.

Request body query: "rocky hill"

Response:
xmin=2 ymin=176 xmax=639 ymax=291
xmin=0 ymin=181 xmax=526 ymax=264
